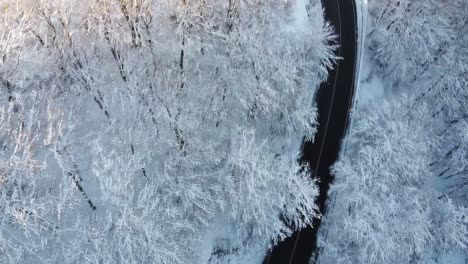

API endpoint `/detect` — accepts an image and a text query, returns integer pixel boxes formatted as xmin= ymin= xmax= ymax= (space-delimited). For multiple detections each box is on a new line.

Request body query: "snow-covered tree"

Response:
xmin=0 ymin=0 xmax=335 ymax=262
xmin=367 ymin=0 xmax=468 ymax=203
xmin=318 ymin=1 xmax=468 ymax=263
xmin=0 ymin=89 xmax=97 ymax=263
xmin=367 ymin=0 xmax=452 ymax=87
xmin=318 ymin=98 xmax=468 ymax=264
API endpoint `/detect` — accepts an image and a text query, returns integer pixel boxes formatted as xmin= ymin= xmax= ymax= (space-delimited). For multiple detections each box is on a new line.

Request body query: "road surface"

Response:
xmin=264 ymin=0 xmax=358 ymax=263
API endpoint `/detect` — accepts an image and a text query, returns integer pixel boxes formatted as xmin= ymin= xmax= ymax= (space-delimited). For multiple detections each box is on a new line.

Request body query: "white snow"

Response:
xmin=356 ymin=50 xmax=385 ymax=105
xmin=198 ymin=216 xmax=268 ymax=263
xmin=438 ymin=251 xmax=467 ymax=264
xmin=293 ymin=0 xmax=309 ymax=28
xmin=340 ymin=0 xmax=371 ymax=155
xmin=284 ymin=0 xmax=310 ymax=33
xmin=353 ymin=0 xmax=368 ymax=106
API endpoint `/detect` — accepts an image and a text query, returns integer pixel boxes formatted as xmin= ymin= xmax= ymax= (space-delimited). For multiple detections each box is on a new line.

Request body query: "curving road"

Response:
xmin=263 ymin=0 xmax=358 ymax=263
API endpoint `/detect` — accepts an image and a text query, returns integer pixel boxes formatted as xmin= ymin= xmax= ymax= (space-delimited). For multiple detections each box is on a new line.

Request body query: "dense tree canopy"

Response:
xmin=0 ymin=0 xmax=335 ymax=263
xmin=318 ymin=0 xmax=468 ymax=263
xmin=319 ymin=98 xmax=468 ymax=263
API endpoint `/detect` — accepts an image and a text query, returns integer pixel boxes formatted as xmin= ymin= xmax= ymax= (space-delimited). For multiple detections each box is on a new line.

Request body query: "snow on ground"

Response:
xmin=198 ymin=215 xmax=268 ymax=263
xmin=285 ymin=0 xmax=314 ymax=33
xmin=438 ymin=251 xmax=467 ymax=264
xmin=340 ymin=0 xmax=377 ymax=156
xmin=418 ymin=250 xmax=468 ymax=264
xmin=356 ymin=49 xmax=385 ymax=105
xmin=351 ymin=0 xmax=384 ymax=107
xmin=293 ymin=0 xmax=309 ymax=28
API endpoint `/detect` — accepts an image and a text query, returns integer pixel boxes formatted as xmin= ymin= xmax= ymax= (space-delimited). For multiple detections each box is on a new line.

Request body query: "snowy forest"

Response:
xmin=1 ymin=0 xmax=467 ymax=263
xmin=318 ymin=0 xmax=468 ymax=263
xmin=0 ymin=0 xmax=336 ymax=263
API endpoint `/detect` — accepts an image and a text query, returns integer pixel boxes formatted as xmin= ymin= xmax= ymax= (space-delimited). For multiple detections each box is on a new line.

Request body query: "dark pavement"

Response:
xmin=264 ymin=0 xmax=358 ymax=263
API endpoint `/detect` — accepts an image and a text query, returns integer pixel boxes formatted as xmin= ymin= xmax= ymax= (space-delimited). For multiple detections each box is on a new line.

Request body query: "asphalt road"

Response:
xmin=263 ymin=0 xmax=358 ymax=263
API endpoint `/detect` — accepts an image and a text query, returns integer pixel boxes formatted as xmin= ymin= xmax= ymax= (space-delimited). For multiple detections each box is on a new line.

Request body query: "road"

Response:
xmin=263 ymin=0 xmax=358 ymax=263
